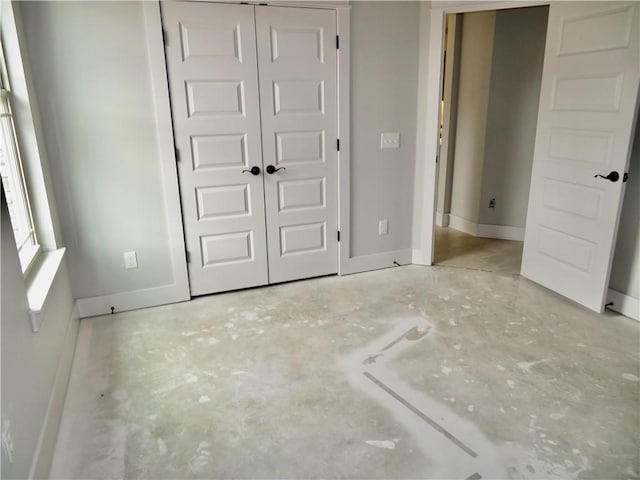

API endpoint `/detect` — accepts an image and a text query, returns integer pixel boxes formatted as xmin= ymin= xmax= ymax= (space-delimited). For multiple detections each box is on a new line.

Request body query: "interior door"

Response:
xmin=255 ymin=6 xmax=339 ymax=284
xmin=162 ymin=2 xmax=268 ymax=296
xmin=521 ymin=2 xmax=639 ymax=312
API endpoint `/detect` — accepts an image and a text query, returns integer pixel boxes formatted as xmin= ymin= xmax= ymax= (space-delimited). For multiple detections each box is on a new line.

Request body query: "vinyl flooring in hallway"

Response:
xmin=434 ymin=226 xmax=524 ymax=275
xmin=50 ymin=263 xmax=639 ymax=479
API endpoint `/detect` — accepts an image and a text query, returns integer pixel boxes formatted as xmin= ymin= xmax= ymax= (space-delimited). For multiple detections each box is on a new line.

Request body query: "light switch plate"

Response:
xmin=379 ymin=219 xmax=389 ymax=235
xmin=381 ymin=132 xmax=400 ymax=149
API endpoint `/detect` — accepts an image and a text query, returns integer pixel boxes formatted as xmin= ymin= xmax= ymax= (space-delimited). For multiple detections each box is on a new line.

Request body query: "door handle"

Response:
xmin=242 ymin=166 xmax=261 ymax=176
xmin=266 ymin=165 xmax=286 ymax=174
xmin=594 ymin=171 xmax=619 ymax=182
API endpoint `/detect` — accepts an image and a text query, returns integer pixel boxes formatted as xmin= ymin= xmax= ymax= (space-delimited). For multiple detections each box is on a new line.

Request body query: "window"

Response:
xmin=0 ymin=41 xmax=40 ymax=272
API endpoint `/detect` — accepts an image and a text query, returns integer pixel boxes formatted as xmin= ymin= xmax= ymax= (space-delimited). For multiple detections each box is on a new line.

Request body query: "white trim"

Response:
xmin=181 ymin=0 xmax=348 ymax=8
xmin=606 ymin=289 xmax=639 ymax=322
xmin=448 ymin=214 xmax=525 ymax=241
xmin=142 ymin=2 xmax=190 ymax=303
xmin=28 ymin=302 xmax=80 ymax=479
xmin=336 ymin=5 xmax=351 ymax=275
xmin=27 ymin=248 xmax=66 ymax=332
xmin=436 ymin=212 xmax=449 ymax=227
xmin=448 ymin=214 xmax=477 ymax=236
xmin=412 ymin=5 xmax=445 ymax=267
xmin=412 ymin=0 xmax=550 ymax=269
xmin=76 ymin=283 xmax=189 ymax=318
xmin=477 ymin=223 xmax=524 ymax=242
xmin=76 ymin=2 xmax=192 ymax=318
xmin=3 ymin=2 xmax=64 ymax=250
xmin=340 ymin=249 xmax=412 ymax=276
xmin=431 ymin=1 xmax=548 ymax=14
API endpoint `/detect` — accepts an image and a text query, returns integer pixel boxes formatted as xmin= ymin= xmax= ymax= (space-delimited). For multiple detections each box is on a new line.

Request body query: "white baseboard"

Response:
xmin=448 ymin=214 xmax=525 ymax=241
xmin=77 ymin=282 xmax=190 ymax=318
xmin=29 ymin=302 xmax=80 ymax=479
xmin=448 ymin=214 xmax=477 ymax=236
xmin=607 ymin=289 xmax=639 ymax=321
xmin=340 ymin=249 xmax=412 ymax=275
xmin=476 ymin=223 xmax=525 ymax=241
xmin=435 ymin=212 xmax=450 ymax=227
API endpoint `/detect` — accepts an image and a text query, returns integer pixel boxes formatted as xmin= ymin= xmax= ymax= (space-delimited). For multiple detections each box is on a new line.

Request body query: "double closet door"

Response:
xmin=162 ymin=2 xmax=338 ymax=296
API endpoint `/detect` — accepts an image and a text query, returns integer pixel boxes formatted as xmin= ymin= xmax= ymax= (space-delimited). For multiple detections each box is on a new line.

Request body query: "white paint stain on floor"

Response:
xmin=365 ymin=440 xmax=396 ymax=449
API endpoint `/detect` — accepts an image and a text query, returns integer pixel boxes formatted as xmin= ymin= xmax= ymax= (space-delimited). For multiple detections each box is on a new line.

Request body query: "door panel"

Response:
xmin=255 ymin=6 xmax=339 ymax=284
xmin=162 ymin=2 xmax=268 ymax=295
xmin=521 ymin=2 xmax=639 ymax=312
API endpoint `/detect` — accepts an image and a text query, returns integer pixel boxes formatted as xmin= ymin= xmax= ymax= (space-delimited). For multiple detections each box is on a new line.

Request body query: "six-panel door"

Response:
xmin=521 ymin=2 xmax=640 ymax=312
xmin=162 ymin=2 xmax=269 ymax=296
xmin=162 ymin=2 xmax=338 ymax=295
xmin=256 ymin=6 xmax=339 ymax=284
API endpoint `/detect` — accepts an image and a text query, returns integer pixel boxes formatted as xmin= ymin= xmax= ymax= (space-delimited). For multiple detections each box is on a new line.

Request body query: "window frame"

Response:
xmin=0 ymin=44 xmax=41 ymax=274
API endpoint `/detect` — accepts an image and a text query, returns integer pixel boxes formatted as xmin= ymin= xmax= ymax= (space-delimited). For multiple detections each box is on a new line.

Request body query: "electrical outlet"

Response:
xmin=489 ymin=198 xmax=496 ymax=209
xmin=124 ymin=251 xmax=138 ymax=269
xmin=380 ymin=132 xmax=400 ymax=149
xmin=2 ymin=420 xmax=14 ymax=464
xmin=379 ymin=219 xmax=389 ymax=235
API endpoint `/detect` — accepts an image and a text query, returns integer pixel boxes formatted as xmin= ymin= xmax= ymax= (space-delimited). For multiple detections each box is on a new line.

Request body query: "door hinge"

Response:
xmin=185 ymin=250 xmax=190 ymax=263
xmin=175 ymin=147 xmax=180 ymax=163
xmin=336 ymin=35 xmax=340 ymax=50
xmin=337 ymin=230 xmax=341 ymax=242
xmin=337 ymin=139 xmax=340 ymax=151
xmin=162 ymin=28 xmax=168 ymax=46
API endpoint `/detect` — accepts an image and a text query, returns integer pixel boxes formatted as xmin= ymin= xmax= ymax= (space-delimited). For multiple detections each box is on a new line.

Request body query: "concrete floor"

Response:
xmin=50 ymin=264 xmax=639 ymax=479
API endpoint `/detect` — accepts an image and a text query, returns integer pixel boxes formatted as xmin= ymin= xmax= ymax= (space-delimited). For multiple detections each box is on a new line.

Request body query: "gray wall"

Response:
xmin=350 ymin=2 xmax=419 ymax=257
xmin=478 ymin=6 xmax=547 ymax=227
xmin=449 ymin=10 xmax=495 ymax=224
xmin=19 ymin=1 xmax=174 ymax=300
xmin=610 ymin=121 xmax=640 ymax=300
xmin=20 ymin=1 xmax=420 ymax=299
xmin=1 ymin=191 xmax=77 ymax=478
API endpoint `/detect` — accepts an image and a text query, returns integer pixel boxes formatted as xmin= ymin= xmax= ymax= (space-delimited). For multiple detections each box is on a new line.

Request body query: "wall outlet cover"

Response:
xmin=381 ymin=132 xmax=400 ymax=149
xmin=124 ymin=251 xmax=138 ymax=269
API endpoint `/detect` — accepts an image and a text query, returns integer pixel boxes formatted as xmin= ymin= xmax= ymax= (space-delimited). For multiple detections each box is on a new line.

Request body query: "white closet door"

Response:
xmin=255 ymin=6 xmax=339 ymax=284
xmin=521 ymin=2 xmax=639 ymax=312
xmin=162 ymin=2 xmax=268 ymax=296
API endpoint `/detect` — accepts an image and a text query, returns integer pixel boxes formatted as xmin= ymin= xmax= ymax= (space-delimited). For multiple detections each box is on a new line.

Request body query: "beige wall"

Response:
xmin=449 ymin=10 xmax=495 ymax=224
xmin=447 ymin=7 xmax=547 ymax=230
xmin=478 ymin=6 xmax=548 ymax=227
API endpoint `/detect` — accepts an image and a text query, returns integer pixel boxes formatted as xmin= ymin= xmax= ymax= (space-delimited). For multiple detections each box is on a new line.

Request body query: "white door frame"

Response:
xmin=145 ymin=1 xmax=353 ymax=284
xmin=412 ymin=0 xmax=548 ymax=266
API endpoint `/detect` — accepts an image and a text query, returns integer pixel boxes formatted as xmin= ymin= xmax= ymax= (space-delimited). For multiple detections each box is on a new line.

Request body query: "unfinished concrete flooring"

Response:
xmin=50 ymin=265 xmax=639 ymax=479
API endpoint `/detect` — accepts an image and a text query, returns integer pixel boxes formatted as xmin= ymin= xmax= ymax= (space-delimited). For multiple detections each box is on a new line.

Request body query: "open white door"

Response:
xmin=522 ymin=2 xmax=639 ymax=312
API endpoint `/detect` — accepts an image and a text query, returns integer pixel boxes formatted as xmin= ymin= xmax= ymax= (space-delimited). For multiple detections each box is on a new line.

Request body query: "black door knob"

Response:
xmin=266 ymin=165 xmax=286 ymax=174
xmin=594 ymin=171 xmax=619 ymax=182
xmin=242 ymin=166 xmax=261 ymax=175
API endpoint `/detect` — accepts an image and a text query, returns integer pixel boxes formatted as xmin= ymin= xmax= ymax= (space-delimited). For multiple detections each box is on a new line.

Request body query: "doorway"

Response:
xmin=434 ymin=6 xmax=549 ymax=275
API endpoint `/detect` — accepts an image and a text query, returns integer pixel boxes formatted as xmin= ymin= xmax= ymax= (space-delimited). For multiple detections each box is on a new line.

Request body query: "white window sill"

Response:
xmin=26 ymin=248 xmax=66 ymax=332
